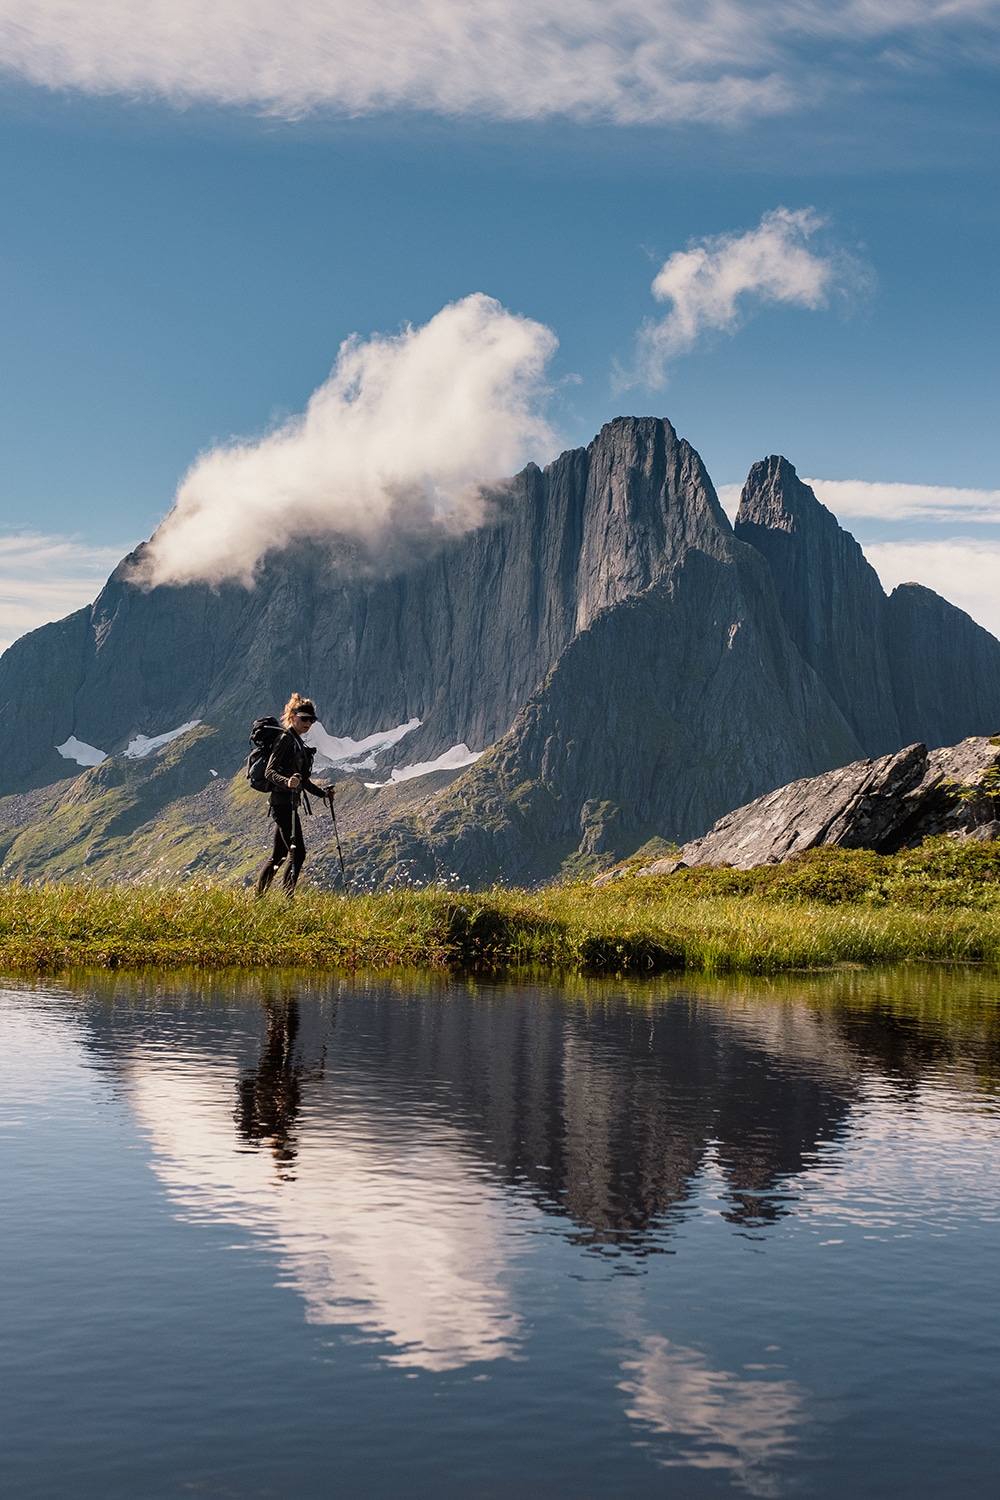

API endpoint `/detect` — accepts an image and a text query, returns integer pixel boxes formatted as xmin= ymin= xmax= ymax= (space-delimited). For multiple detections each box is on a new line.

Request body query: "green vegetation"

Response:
xmin=2 ymin=838 xmax=1000 ymax=975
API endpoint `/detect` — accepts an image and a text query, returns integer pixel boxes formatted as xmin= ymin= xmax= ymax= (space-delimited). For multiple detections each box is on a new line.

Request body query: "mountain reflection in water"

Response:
xmin=73 ymin=972 xmax=999 ymax=1373
xmin=6 ymin=968 xmax=1000 ymax=1499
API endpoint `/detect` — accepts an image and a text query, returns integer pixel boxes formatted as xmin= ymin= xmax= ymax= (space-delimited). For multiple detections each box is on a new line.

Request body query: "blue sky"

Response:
xmin=1 ymin=1 xmax=998 ymax=647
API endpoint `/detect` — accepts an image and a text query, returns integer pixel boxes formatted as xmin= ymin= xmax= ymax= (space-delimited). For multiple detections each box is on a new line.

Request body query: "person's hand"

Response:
xmin=325 ymin=785 xmax=335 ymax=801
xmin=288 ymin=774 xmax=302 ymax=790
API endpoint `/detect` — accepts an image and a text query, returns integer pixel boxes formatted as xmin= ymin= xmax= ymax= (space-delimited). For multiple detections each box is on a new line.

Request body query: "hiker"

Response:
xmin=255 ymin=693 xmax=333 ymax=896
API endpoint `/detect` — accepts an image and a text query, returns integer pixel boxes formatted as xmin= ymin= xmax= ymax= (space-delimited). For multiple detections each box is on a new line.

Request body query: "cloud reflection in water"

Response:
xmin=127 ymin=1056 xmax=523 ymax=1371
xmin=620 ymin=1334 xmax=806 ymax=1497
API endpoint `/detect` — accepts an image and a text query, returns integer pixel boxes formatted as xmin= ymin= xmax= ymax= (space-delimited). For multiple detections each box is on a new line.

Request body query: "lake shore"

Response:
xmin=2 ymin=840 xmax=1000 ymax=975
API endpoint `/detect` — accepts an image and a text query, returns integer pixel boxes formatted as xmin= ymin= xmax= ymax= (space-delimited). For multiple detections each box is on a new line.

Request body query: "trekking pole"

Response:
xmin=328 ymin=790 xmax=349 ymax=892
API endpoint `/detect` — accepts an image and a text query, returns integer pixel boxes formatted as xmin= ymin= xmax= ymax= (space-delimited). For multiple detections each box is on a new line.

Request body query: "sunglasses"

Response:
xmin=294 ymin=713 xmax=316 ymax=723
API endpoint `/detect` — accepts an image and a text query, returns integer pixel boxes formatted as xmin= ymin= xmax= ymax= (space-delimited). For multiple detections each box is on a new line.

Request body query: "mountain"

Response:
xmin=2 ymin=416 xmax=1000 ymax=886
xmin=0 ymin=417 xmax=740 ymax=795
xmin=734 ymin=456 xmax=903 ymax=754
xmin=734 ymin=456 xmax=1000 ymax=756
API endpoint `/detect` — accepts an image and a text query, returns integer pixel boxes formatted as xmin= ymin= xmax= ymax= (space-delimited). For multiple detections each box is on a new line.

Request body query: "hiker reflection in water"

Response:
xmin=256 ymin=692 xmax=333 ymax=897
xmin=235 ymin=999 xmax=304 ymax=1171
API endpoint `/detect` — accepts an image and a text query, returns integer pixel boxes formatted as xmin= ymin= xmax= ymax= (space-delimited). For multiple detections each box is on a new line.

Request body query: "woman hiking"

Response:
xmin=255 ymin=693 xmax=333 ymax=896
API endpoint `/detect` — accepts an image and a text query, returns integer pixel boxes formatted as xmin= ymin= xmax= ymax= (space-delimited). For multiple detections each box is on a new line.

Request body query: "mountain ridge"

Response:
xmin=2 ymin=415 xmax=1000 ymax=886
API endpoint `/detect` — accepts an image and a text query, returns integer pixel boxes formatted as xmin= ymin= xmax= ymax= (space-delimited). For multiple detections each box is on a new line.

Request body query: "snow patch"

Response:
xmin=56 ymin=736 xmax=107 ymax=767
xmin=365 ymin=744 xmax=483 ymax=789
xmin=123 ymin=721 xmax=201 ymax=759
xmin=306 ymin=718 xmax=420 ymax=772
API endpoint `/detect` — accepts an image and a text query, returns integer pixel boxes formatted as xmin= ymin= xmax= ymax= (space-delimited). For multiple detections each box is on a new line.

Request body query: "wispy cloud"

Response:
xmin=862 ymin=538 xmax=1000 ymax=638
xmin=806 ymin=478 xmax=1000 ymax=524
xmin=0 ymin=533 xmax=129 ymax=654
xmin=634 ymin=207 xmax=863 ymax=386
xmin=0 ymin=1 xmax=996 ymax=125
xmin=137 ymin=293 xmax=560 ymax=588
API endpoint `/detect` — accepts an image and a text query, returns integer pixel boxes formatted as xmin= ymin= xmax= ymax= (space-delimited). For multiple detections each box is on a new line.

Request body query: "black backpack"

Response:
xmin=246 ymin=717 xmax=284 ymax=793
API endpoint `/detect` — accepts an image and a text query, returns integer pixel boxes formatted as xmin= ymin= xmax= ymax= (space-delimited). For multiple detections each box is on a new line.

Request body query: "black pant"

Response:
xmin=256 ymin=801 xmax=305 ymax=894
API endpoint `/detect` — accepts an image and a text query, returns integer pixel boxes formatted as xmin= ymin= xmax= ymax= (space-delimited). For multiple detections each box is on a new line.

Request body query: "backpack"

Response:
xmin=246 ymin=717 xmax=284 ymax=793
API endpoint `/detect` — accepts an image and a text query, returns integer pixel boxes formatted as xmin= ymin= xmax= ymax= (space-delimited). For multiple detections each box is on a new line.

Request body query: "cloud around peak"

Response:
xmin=135 ymin=294 xmax=560 ymax=589
xmin=1 ymin=1 xmax=997 ymax=126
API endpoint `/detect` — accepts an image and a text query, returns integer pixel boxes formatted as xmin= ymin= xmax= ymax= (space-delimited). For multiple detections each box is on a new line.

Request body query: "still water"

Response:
xmin=3 ymin=967 xmax=1000 ymax=1499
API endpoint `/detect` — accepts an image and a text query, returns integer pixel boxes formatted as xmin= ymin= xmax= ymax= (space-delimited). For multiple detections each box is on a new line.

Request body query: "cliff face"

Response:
xmin=0 ymin=417 xmax=734 ymax=795
xmin=885 ymin=583 xmax=1000 ymax=749
xmin=734 ymin=457 xmax=1000 ymax=759
xmin=3 ymin=417 xmax=999 ymax=886
xmin=457 ymin=541 xmax=860 ymax=865
xmin=735 ymin=457 xmax=902 ymax=754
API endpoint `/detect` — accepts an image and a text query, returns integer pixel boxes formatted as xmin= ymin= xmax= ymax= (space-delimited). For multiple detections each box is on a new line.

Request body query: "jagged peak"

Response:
xmin=590 ymin=413 xmax=679 ymax=445
xmin=736 ymin=454 xmax=839 ymax=536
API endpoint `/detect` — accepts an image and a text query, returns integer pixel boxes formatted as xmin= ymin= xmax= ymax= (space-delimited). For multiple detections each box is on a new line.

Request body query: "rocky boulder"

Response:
xmin=621 ymin=735 xmax=1000 ymax=874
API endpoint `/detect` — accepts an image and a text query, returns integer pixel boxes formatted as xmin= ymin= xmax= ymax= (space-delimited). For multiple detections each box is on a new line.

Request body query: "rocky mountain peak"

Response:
xmin=3 ymin=415 xmax=1000 ymax=889
xmin=734 ymin=454 xmax=902 ymax=754
xmin=736 ymin=455 xmax=836 ymax=536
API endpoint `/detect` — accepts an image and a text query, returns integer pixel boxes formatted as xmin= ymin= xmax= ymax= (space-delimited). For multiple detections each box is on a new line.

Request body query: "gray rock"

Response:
xmin=637 ymin=858 xmax=687 ymax=877
xmin=960 ymin=820 xmax=1000 ymax=843
xmin=662 ymin=736 xmax=1000 ymax=869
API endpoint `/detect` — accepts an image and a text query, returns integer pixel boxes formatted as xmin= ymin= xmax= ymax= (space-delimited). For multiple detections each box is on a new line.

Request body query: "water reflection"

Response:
xmin=620 ymin=1334 xmax=805 ymax=1499
xmin=124 ymin=1036 xmax=522 ymax=1371
xmin=6 ymin=967 xmax=1000 ymax=1499
xmin=234 ymin=999 xmax=322 ymax=1175
xmin=74 ymin=971 xmax=1000 ymax=1269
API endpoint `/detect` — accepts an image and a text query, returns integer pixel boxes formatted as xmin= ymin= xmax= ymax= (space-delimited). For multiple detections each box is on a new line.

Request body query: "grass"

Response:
xmin=2 ymin=838 xmax=1000 ymax=975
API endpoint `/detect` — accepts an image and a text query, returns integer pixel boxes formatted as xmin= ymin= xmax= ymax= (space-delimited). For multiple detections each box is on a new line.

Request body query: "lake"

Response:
xmin=3 ymin=966 xmax=1000 ymax=1498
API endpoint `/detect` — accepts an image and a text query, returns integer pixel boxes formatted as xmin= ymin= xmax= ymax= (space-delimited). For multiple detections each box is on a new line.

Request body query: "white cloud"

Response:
xmin=0 ymin=1 xmax=996 ymax=125
xmin=0 ymin=532 xmax=130 ymax=654
xmin=862 ymin=538 xmax=1000 ymax=638
xmin=635 ymin=207 xmax=852 ymax=386
xmin=716 ymin=483 xmax=743 ymax=523
xmin=717 ymin=477 xmax=1000 ymax=527
xmin=718 ymin=476 xmax=1000 ymax=635
xmin=806 ymin=478 xmax=1000 ymax=523
xmin=137 ymin=294 xmax=559 ymax=588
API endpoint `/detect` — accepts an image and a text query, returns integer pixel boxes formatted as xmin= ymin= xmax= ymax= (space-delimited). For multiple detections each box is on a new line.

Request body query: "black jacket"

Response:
xmin=264 ymin=730 xmax=326 ymax=807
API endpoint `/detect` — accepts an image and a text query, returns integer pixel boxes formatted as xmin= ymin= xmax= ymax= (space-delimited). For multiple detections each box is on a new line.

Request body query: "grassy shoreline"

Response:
xmin=2 ymin=840 xmax=1000 ymax=975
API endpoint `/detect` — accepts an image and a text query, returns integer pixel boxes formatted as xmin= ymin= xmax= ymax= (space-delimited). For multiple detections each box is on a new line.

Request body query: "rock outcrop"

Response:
xmin=633 ymin=735 xmax=1000 ymax=873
